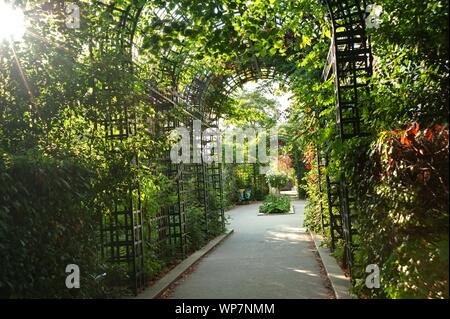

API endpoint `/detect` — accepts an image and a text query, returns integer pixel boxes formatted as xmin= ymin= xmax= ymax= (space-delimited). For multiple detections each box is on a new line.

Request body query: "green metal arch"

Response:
xmin=94 ymin=0 xmax=373 ymax=292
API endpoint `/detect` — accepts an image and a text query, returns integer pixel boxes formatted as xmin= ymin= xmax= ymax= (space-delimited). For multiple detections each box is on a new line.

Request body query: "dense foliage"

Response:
xmin=290 ymin=0 xmax=449 ymax=298
xmin=259 ymin=194 xmax=291 ymax=215
xmin=351 ymin=124 xmax=449 ymax=298
xmin=0 ymin=153 xmax=130 ymax=298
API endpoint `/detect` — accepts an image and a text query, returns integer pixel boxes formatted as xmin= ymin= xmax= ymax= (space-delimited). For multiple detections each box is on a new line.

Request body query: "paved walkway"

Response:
xmin=167 ymin=200 xmax=332 ymax=299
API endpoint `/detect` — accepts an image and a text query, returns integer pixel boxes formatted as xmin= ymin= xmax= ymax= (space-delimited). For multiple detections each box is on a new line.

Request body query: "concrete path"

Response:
xmin=167 ymin=201 xmax=332 ymax=299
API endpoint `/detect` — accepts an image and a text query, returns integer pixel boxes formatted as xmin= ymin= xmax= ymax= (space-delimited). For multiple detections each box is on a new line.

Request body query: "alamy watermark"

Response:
xmin=365 ymin=4 xmax=383 ymax=29
xmin=365 ymin=264 xmax=380 ymax=289
xmin=65 ymin=264 xmax=80 ymax=289
xmin=170 ymin=120 xmax=278 ymax=172
xmin=65 ymin=3 xmax=80 ymax=29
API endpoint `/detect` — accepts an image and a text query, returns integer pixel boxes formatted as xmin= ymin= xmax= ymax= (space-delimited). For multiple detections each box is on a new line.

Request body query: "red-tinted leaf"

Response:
xmin=434 ymin=124 xmax=442 ymax=132
xmin=400 ymin=132 xmax=412 ymax=146
xmin=424 ymin=128 xmax=433 ymax=141
xmin=407 ymin=122 xmax=420 ymax=136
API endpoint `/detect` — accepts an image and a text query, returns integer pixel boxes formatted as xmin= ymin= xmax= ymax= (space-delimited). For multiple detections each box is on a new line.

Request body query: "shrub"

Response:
xmin=259 ymin=194 xmax=291 ymax=214
xmin=351 ymin=123 xmax=449 ymax=298
xmin=266 ymin=173 xmax=289 ymax=194
xmin=0 ymin=153 xmax=104 ymax=298
xmin=302 ymin=162 xmax=326 ymax=234
xmin=185 ymin=206 xmax=207 ymax=252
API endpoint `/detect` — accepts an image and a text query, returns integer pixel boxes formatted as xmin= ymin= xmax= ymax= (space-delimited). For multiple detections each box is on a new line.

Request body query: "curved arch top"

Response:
xmin=97 ymin=0 xmax=370 ymax=91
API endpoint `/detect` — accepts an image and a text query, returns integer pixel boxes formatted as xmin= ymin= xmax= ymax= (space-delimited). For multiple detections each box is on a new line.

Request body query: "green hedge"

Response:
xmin=303 ymin=125 xmax=449 ymax=298
xmin=351 ymin=125 xmax=449 ymax=298
xmin=0 ymin=152 xmax=128 ymax=298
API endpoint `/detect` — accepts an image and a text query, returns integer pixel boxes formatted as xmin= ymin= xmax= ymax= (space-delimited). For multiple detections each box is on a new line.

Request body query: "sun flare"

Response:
xmin=0 ymin=1 xmax=26 ymax=42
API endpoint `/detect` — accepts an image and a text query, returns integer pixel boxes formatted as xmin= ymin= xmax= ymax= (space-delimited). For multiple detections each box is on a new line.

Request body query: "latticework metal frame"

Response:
xmin=92 ymin=0 xmax=372 ymax=293
xmin=323 ymin=0 xmax=372 ymax=276
xmin=147 ymin=89 xmax=188 ymax=261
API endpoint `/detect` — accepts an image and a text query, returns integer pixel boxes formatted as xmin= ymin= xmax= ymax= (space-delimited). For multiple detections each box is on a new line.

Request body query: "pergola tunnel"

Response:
xmin=100 ymin=0 xmax=370 ymax=296
xmin=0 ymin=1 xmax=448 ymax=299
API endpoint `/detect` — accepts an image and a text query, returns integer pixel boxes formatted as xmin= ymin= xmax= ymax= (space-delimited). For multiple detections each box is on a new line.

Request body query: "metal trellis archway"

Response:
xmin=95 ymin=0 xmax=373 ymax=293
xmin=323 ymin=0 xmax=372 ymax=276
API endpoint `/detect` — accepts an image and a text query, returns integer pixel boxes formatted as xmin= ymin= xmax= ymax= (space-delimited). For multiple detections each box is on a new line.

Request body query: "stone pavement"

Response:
xmin=167 ymin=201 xmax=332 ymax=299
